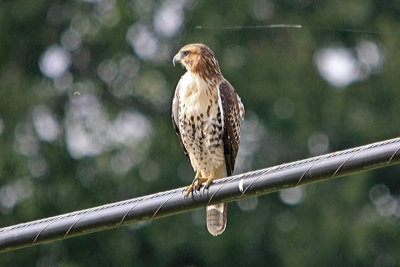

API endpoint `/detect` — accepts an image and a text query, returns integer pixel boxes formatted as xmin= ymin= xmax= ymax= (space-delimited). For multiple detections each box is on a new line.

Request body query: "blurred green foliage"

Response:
xmin=1 ymin=0 xmax=400 ymax=266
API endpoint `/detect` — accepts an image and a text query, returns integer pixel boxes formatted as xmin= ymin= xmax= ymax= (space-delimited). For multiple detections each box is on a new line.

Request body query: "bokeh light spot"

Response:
xmin=307 ymin=132 xmax=329 ymax=156
xmin=39 ymin=45 xmax=71 ymax=79
xmin=237 ymin=197 xmax=258 ymax=211
xmin=279 ymin=187 xmax=304 ymax=205
xmin=33 ymin=105 xmax=61 ymax=142
xmin=274 ymin=97 xmax=295 ymax=119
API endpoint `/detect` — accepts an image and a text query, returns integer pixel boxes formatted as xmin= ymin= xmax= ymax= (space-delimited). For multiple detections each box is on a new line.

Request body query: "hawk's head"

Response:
xmin=173 ymin=43 xmax=221 ymax=78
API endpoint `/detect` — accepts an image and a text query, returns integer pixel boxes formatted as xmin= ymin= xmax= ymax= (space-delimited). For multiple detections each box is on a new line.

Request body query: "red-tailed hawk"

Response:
xmin=172 ymin=43 xmax=245 ymax=236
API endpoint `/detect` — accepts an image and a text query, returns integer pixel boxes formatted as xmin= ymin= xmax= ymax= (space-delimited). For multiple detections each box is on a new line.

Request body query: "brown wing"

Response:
xmin=219 ymin=79 xmax=245 ymax=176
xmin=171 ymin=79 xmax=190 ymax=161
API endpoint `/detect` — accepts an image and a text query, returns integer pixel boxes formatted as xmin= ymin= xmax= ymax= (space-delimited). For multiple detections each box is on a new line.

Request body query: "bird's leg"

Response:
xmin=203 ymin=168 xmax=216 ymax=192
xmin=185 ymin=171 xmax=208 ymax=197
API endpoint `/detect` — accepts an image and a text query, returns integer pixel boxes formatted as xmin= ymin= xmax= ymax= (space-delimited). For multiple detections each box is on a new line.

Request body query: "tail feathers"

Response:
xmin=206 ymin=203 xmax=227 ymax=236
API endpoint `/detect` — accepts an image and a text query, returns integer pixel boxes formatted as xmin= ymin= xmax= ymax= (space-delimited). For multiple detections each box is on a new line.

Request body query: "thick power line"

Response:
xmin=1 ymin=137 xmax=400 ymax=253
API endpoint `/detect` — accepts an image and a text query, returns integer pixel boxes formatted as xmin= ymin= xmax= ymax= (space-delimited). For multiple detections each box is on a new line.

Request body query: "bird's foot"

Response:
xmin=202 ymin=169 xmax=217 ymax=192
xmin=184 ymin=170 xmax=217 ymax=197
xmin=202 ymin=177 xmax=214 ymax=192
xmin=185 ymin=177 xmax=208 ymax=197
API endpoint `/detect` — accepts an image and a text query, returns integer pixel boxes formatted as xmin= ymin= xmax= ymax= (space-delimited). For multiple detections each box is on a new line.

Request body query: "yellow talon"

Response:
xmin=184 ymin=184 xmax=194 ymax=197
xmin=204 ymin=177 xmax=213 ymax=189
xmin=185 ymin=171 xmax=204 ymax=197
xmin=185 ymin=169 xmax=217 ymax=196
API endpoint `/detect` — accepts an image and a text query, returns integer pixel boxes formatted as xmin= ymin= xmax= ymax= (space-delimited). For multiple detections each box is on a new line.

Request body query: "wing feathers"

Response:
xmin=171 ymin=80 xmax=190 ymax=161
xmin=219 ymin=80 xmax=244 ymax=176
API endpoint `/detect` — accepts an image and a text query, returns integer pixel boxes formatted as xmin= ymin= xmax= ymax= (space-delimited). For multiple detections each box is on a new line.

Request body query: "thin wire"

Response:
xmin=195 ymin=24 xmax=302 ymax=30
xmin=331 ymin=147 xmax=366 ymax=178
xmin=386 ymin=147 xmax=400 ymax=166
xmin=195 ymin=24 xmax=397 ymax=36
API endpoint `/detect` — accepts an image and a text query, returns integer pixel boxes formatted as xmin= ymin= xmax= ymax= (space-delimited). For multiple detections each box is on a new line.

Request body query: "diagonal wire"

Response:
xmin=1 ymin=137 xmax=400 ymax=253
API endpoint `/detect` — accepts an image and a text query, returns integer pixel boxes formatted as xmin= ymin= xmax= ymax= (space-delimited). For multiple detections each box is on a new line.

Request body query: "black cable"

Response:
xmin=1 ymin=137 xmax=400 ymax=253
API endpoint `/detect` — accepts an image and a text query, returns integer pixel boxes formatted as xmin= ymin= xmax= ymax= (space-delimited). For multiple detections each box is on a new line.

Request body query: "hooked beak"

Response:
xmin=173 ymin=53 xmax=180 ymax=67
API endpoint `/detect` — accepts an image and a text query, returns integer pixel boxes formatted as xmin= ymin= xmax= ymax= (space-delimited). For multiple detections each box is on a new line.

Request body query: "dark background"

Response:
xmin=1 ymin=0 xmax=400 ymax=266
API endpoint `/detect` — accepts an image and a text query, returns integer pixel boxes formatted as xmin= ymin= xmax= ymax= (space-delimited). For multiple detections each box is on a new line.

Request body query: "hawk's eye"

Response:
xmin=182 ymin=50 xmax=190 ymax=57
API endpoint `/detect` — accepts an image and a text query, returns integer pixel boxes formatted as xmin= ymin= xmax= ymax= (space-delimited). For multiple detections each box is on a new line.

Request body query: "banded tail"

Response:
xmin=206 ymin=203 xmax=227 ymax=236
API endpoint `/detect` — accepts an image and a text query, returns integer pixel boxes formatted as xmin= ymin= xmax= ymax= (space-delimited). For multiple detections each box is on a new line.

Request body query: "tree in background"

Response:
xmin=0 ymin=0 xmax=399 ymax=266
